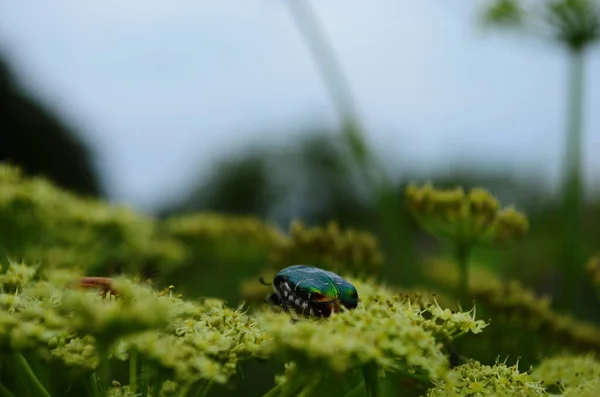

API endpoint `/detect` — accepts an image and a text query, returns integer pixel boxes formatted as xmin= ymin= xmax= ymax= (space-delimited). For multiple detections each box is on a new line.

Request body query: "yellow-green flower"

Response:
xmin=405 ymin=183 xmax=528 ymax=247
xmin=532 ymin=353 xmax=600 ymax=390
xmin=255 ymin=277 xmax=487 ymax=383
xmin=427 ymin=359 xmax=547 ymax=396
xmin=271 ymin=220 xmax=383 ymax=276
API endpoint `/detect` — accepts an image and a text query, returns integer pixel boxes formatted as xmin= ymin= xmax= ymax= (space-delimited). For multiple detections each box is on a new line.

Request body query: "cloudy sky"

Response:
xmin=1 ymin=0 xmax=599 ymax=211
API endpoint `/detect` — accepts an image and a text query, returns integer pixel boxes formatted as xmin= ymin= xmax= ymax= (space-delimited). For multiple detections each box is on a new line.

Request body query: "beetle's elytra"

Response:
xmin=260 ymin=265 xmax=359 ymax=318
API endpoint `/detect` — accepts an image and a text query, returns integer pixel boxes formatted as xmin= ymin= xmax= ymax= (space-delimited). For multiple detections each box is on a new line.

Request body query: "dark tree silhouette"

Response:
xmin=0 ymin=53 xmax=102 ymax=197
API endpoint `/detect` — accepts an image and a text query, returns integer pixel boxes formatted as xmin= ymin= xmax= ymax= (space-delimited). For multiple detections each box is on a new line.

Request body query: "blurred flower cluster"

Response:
xmin=2 ymin=163 xmax=600 ymax=396
xmin=0 ymin=259 xmax=269 ymax=395
xmin=482 ymin=0 xmax=600 ymax=51
xmin=0 ymin=164 xmax=185 ymax=276
xmin=424 ymin=259 xmax=600 ymax=354
xmin=405 ymin=183 xmax=529 ymax=247
xmin=271 ymin=220 xmax=383 ymax=276
xmin=256 ymin=277 xmax=486 ymax=384
xmin=427 ymin=359 xmax=546 ymax=396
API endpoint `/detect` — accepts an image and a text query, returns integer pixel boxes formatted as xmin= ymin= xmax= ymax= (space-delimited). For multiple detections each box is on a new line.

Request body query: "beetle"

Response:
xmin=259 ymin=265 xmax=359 ymax=319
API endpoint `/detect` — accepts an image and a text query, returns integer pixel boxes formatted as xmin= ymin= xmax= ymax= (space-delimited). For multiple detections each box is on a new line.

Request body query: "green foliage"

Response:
xmin=1 ymin=164 xmax=600 ymax=397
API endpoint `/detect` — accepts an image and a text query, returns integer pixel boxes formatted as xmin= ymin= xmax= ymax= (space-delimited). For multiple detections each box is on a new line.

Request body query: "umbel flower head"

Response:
xmin=532 ymin=353 xmax=600 ymax=390
xmin=405 ymin=183 xmax=528 ymax=247
xmin=0 ymin=261 xmax=270 ymax=390
xmin=255 ymin=277 xmax=487 ymax=382
xmin=270 ymin=220 xmax=384 ymax=276
xmin=482 ymin=0 xmax=600 ymax=51
xmin=426 ymin=359 xmax=547 ymax=397
xmin=423 ymin=258 xmax=600 ymax=353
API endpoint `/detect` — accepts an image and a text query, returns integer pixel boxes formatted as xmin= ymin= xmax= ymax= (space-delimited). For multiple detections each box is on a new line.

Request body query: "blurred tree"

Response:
xmin=0 ymin=53 xmax=102 ymax=197
xmin=162 ymin=131 xmax=374 ymax=230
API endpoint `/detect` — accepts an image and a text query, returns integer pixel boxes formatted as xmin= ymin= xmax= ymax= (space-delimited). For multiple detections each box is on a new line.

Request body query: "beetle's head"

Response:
xmin=339 ymin=287 xmax=359 ymax=310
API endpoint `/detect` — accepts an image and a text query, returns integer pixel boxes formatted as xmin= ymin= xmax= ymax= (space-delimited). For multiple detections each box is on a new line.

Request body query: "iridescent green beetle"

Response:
xmin=260 ymin=265 xmax=359 ymax=318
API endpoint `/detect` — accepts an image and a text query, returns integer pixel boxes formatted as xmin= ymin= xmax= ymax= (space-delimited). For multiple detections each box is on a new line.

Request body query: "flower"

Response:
xmin=271 ymin=220 xmax=383 ymax=276
xmin=255 ymin=277 xmax=487 ymax=383
xmin=427 ymin=359 xmax=547 ymax=396
xmin=405 ymin=183 xmax=528 ymax=247
xmin=532 ymin=353 xmax=600 ymax=389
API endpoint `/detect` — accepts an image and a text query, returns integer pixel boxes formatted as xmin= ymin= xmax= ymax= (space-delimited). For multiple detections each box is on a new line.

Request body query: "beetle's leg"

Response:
xmin=265 ymin=292 xmax=299 ymax=322
xmin=280 ymin=301 xmax=300 ymax=323
xmin=265 ymin=293 xmax=281 ymax=307
xmin=258 ymin=277 xmax=271 ymax=286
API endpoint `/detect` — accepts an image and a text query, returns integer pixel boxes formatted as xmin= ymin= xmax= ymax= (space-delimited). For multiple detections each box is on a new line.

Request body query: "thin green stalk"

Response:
xmin=283 ymin=0 xmax=416 ymax=284
xmin=129 ymin=351 xmax=137 ymax=394
xmin=261 ymin=383 xmax=283 ymax=397
xmin=177 ymin=384 xmax=191 ymax=397
xmin=140 ymin=360 xmax=150 ymax=397
xmin=559 ymin=46 xmax=586 ymax=314
xmin=95 ymin=352 xmax=112 ymax=397
xmin=297 ymin=375 xmax=321 ymax=397
xmin=362 ymin=363 xmax=379 ymax=397
xmin=14 ymin=354 xmax=52 ymax=397
xmin=90 ymin=373 xmax=101 ymax=397
xmin=344 ymin=381 xmax=366 ymax=397
xmin=151 ymin=375 xmax=163 ymax=397
xmin=195 ymin=380 xmax=214 ymax=397
xmin=0 ymin=383 xmax=16 ymax=397
xmin=455 ymin=243 xmax=472 ymax=308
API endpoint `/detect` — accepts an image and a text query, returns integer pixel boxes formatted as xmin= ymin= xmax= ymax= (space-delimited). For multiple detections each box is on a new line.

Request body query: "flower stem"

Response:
xmin=129 ymin=351 xmax=137 ymax=394
xmin=0 ymin=383 xmax=16 ymax=397
xmin=140 ymin=359 xmax=150 ymax=397
xmin=196 ymin=380 xmax=214 ymax=397
xmin=90 ymin=373 xmax=101 ymax=397
xmin=261 ymin=383 xmax=282 ymax=397
xmin=362 ymin=363 xmax=379 ymax=397
xmin=297 ymin=375 xmax=321 ymax=397
xmin=14 ymin=354 xmax=52 ymax=397
xmin=559 ymin=45 xmax=587 ymax=314
xmin=455 ymin=243 xmax=472 ymax=308
xmin=282 ymin=0 xmax=416 ymax=284
xmin=344 ymin=381 xmax=365 ymax=397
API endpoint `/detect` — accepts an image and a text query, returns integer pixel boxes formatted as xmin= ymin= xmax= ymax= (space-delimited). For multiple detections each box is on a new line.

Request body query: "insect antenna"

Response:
xmin=258 ymin=277 xmax=271 ymax=286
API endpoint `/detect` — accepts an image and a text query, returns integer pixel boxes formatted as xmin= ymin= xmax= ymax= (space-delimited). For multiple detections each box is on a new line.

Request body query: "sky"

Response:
xmin=0 ymin=0 xmax=599 ymax=211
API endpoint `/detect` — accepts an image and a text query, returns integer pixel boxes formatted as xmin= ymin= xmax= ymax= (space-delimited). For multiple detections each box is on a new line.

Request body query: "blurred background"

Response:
xmin=1 ymin=0 xmax=600 ymax=394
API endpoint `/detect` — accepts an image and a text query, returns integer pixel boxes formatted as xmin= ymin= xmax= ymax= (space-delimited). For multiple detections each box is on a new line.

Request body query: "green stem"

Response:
xmin=398 ymin=369 xmax=432 ymax=386
xmin=261 ymin=383 xmax=283 ymax=397
xmin=177 ymin=384 xmax=191 ymax=397
xmin=362 ymin=363 xmax=379 ymax=397
xmin=283 ymin=0 xmax=416 ymax=285
xmin=140 ymin=360 xmax=150 ymax=397
xmin=297 ymin=376 xmax=321 ymax=397
xmin=455 ymin=243 xmax=472 ymax=308
xmin=344 ymin=381 xmax=366 ymax=397
xmin=0 ymin=383 xmax=16 ymax=397
xmin=14 ymin=354 xmax=52 ymax=397
xmin=129 ymin=351 xmax=137 ymax=394
xmin=196 ymin=380 xmax=214 ymax=397
xmin=559 ymin=45 xmax=586 ymax=314
xmin=90 ymin=373 xmax=101 ymax=397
